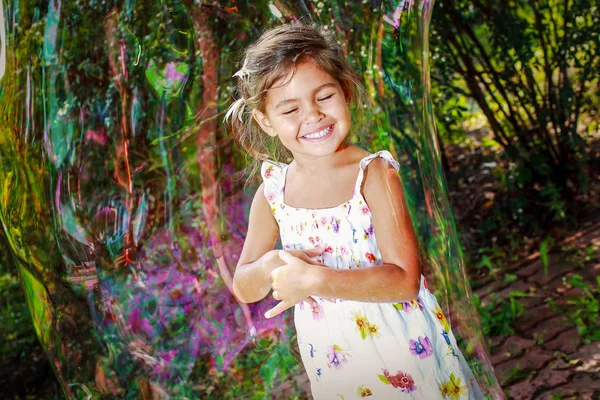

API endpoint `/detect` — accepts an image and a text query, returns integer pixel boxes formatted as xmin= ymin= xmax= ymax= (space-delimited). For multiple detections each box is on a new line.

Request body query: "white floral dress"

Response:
xmin=261 ymin=151 xmax=484 ymax=399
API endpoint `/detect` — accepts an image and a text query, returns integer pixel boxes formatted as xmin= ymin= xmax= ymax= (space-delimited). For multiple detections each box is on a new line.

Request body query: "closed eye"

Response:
xmin=282 ymin=108 xmax=298 ymax=115
xmin=318 ymin=94 xmax=335 ymax=101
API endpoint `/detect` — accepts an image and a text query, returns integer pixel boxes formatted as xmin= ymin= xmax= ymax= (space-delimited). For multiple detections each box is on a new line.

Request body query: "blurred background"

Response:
xmin=1 ymin=0 xmax=598 ymax=399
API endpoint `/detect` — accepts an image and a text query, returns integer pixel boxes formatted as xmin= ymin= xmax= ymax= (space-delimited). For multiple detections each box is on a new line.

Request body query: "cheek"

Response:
xmin=338 ymin=105 xmax=351 ymax=123
xmin=276 ymin=120 xmax=301 ymax=136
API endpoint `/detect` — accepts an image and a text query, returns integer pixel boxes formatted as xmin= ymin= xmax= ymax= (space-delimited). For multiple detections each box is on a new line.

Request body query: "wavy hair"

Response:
xmin=225 ymin=22 xmax=365 ymax=178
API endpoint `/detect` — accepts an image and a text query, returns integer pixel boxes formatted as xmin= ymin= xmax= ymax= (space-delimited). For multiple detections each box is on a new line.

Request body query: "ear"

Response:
xmin=343 ymin=85 xmax=351 ymax=105
xmin=252 ymin=110 xmax=277 ymax=137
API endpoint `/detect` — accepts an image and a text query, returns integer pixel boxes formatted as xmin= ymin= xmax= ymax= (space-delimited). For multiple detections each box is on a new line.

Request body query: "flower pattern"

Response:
xmin=263 ymin=165 xmax=274 ymax=178
xmin=365 ymin=252 xmax=376 ymax=263
xmin=259 ymin=152 xmax=482 ymax=399
xmin=351 ymin=312 xmax=381 ymax=340
xmin=357 ymin=385 xmax=373 ymax=397
xmin=326 ymin=344 xmax=350 ymax=369
xmin=311 ymin=302 xmax=325 ymax=321
xmin=353 ymin=312 xmax=370 ymax=339
xmin=440 ymin=373 xmax=468 ymax=399
xmin=409 ymin=336 xmax=433 ymax=359
xmin=434 ymin=305 xmax=451 ymax=332
xmin=378 ymin=369 xmax=417 ymax=393
xmin=363 ymin=224 xmax=374 ymax=239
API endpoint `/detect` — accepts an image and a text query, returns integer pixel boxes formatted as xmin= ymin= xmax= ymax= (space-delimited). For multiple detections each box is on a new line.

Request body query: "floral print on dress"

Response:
xmin=378 ymin=369 xmax=417 ymax=393
xmin=434 ymin=305 xmax=451 ymax=332
xmin=434 ymin=305 xmax=460 ymax=359
xmin=368 ymin=322 xmax=381 ymax=338
xmin=439 ymin=373 xmax=468 ymax=399
xmin=311 ymin=302 xmax=325 ymax=321
xmin=331 ymin=217 xmax=341 ymax=233
xmin=260 ymin=153 xmax=484 ymax=399
xmin=353 ymin=312 xmax=370 ymax=339
xmin=263 ymin=165 xmax=274 ymax=179
xmin=393 ymin=297 xmax=424 ymax=314
xmin=309 ymin=343 xmax=316 ymax=358
xmin=365 ymin=252 xmax=376 ymax=263
xmin=357 ymin=385 xmax=373 ymax=397
xmin=352 ymin=312 xmax=381 ymax=340
xmin=326 ymin=344 xmax=350 ymax=369
xmin=409 ymin=336 xmax=433 ymax=359
xmin=363 ymin=224 xmax=374 ymax=239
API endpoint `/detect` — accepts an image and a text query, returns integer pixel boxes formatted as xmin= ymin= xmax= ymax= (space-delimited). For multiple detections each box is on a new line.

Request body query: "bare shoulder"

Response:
xmin=237 ymin=182 xmax=279 ymax=266
xmin=249 ymin=182 xmax=276 ymax=219
xmin=361 ymin=155 xmax=419 ymax=282
xmin=363 ymin=157 xmax=401 ymax=191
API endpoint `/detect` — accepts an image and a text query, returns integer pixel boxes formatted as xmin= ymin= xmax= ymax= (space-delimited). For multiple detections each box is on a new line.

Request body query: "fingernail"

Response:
xmin=264 ymin=312 xmax=271 ymax=318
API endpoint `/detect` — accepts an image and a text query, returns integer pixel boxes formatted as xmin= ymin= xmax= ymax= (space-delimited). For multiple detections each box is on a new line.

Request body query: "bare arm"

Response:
xmin=267 ymin=159 xmax=421 ymax=317
xmin=232 ymin=183 xmax=280 ymax=303
xmin=233 ymin=183 xmax=324 ymax=304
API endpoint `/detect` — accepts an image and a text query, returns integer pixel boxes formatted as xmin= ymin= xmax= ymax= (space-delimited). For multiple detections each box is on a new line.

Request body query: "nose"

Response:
xmin=304 ymin=102 xmax=324 ymax=124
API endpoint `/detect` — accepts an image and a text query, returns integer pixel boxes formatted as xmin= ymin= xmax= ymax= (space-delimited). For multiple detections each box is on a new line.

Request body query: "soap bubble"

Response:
xmin=0 ymin=1 xmax=502 ymax=398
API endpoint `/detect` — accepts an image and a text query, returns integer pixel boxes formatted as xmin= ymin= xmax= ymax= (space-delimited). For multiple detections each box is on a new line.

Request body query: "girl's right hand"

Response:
xmin=263 ymin=247 xmax=325 ymax=273
xmin=263 ymin=247 xmax=326 ymax=308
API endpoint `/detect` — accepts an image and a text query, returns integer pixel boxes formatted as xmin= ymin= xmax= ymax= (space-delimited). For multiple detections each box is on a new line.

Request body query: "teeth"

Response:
xmin=303 ymin=126 xmax=332 ymax=139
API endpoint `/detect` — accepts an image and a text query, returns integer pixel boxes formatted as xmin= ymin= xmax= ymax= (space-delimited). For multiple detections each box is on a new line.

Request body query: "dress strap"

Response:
xmin=261 ymin=160 xmax=287 ymax=208
xmin=353 ymin=150 xmax=400 ymax=195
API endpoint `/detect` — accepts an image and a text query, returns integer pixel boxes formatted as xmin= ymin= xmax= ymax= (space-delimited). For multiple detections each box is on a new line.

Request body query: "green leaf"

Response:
xmin=508 ymin=290 xmax=530 ymax=298
xmin=378 ymin=374 xmax=390 ymax=385
xmin=540 ymin=237 xmax=551 ymax=276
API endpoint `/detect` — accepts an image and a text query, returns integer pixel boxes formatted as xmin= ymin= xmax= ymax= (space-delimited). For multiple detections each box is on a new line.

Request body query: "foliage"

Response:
xmin=1 ymin=0 xmax=598 ymax=397
xmin=182 ymin=331 xmax=306 ymax=399
xmin=475 ymin=291 xmax=526 ymax=337
xmin=431 ymin=0 xmax=599 ymax=228
xmin=547 ymin=274 xmax=600 ymax=344
xmin=539 ymin=236 xmax=554 ymax=276
xmin=0 ymin=235 xmax=60 ymax=399
xmin=0 ymin=258 xmax=38 ymax=365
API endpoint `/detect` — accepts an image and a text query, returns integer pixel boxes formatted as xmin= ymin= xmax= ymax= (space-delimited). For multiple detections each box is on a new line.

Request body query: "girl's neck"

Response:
xmin=291 ymin=144 xmax=359 ymax=175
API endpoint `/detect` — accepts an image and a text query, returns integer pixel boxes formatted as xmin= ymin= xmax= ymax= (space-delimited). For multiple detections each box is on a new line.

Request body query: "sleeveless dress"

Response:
xmin=261 ymin=151 xmax=484 ymax=399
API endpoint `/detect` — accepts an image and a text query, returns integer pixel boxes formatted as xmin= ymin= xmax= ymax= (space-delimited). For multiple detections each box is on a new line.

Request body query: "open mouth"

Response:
xmin=301 ymin=124 xmax=334 ymax=141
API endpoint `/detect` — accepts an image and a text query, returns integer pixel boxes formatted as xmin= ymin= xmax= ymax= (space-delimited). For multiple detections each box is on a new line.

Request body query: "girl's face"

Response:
xmin=253 ymin=58 xmax=351 ymax=160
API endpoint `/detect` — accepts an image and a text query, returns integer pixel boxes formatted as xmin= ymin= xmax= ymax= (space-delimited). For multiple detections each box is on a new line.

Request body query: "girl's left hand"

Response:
xmin=264 ymin=250 xmax=321 ymax=318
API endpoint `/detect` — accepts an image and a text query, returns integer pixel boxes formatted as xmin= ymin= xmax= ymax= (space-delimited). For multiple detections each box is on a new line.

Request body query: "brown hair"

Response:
xmin=225 ymin=22 xmax=365 ymax=176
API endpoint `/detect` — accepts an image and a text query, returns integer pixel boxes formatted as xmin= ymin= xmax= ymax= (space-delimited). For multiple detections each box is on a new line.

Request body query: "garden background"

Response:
xmin=1 ymin=0 xmax=598 ymax=399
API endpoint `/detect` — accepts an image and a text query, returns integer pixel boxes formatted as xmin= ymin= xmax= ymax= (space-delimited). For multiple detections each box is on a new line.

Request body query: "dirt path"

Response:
xmin=475 ymin=223 xmax=600 ymax=399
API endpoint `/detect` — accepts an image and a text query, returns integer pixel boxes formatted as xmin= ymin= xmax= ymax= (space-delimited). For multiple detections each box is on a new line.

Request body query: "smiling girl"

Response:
xmin=226 ymin=23 xmax=483 ymax=399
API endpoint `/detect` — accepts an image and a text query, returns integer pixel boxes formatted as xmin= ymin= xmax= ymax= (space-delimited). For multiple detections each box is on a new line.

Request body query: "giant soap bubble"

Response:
xmin=0 ymin=0 xmax=504 ymax=398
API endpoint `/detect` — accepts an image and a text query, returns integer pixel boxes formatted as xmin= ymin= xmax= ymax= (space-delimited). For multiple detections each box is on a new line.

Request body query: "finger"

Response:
xmin=272 ymin=290 xmax=280 ymax=301
xmin=294 ymin=252 xmax=313 ymax=264
xmin=265 ymin=301 xmax=293 ymax=319
xmin=302 ymin=247 xmax=326 ymax=257
xmin=268 ymin=267 xmax=279 ymax=283
xmin=288 ymin=248 xmax=324 ymax=262
xmin=278 ymin=250 xmax=296 ymax=264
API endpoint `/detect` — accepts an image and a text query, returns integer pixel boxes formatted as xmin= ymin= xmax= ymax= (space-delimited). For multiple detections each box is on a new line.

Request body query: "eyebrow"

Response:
xmin=274 ymin=82 xmax=338 ymax=109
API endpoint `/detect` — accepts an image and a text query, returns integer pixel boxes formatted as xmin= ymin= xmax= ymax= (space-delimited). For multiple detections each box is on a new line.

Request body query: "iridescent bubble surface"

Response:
xmin=0 ymin=0 xmax=503 ymax=398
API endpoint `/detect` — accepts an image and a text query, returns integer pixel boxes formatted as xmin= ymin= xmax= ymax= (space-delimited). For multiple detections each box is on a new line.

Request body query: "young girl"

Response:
xmin=227 ymin=23 xmax=484 ymax=399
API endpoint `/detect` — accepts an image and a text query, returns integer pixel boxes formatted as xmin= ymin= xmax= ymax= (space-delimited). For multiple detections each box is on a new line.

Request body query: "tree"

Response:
xmin=431 ymin=0 xmax=599 ymax=221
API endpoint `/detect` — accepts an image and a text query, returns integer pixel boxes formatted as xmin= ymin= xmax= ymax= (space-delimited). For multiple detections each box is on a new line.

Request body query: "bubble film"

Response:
xmin=0 ymin=0 xmax=503 ymax=398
